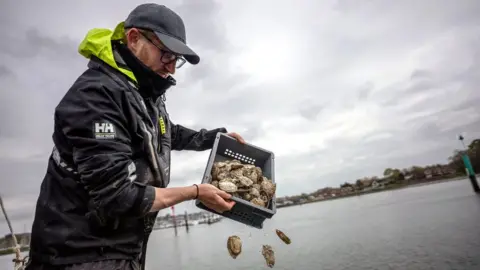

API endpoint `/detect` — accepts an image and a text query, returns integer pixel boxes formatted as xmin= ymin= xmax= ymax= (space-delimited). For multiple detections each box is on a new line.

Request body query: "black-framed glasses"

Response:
xmin=140 ymin=31 xmax=187 ymax=69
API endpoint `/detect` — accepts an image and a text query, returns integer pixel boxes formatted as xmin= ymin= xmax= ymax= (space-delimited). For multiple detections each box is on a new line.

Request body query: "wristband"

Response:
xmin=193 ymin=184 xmax=199 ymax=199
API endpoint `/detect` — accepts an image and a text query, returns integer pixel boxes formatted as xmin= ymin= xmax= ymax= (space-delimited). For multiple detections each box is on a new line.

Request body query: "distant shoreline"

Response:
xmin=276 ymin=176 xmax=468 ymax=210
xmin=0 ymin=246 xmax=29 ymax=257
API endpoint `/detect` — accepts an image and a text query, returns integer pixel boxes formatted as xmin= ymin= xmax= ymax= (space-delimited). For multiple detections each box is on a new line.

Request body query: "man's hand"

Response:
xmin=227 ymin=132 xmax=246 ymax=144
xmin=197 ymin=184 xmax=236 ymax=213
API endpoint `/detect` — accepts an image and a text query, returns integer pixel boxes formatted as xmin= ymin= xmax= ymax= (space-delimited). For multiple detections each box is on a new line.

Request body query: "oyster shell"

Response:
xmin=219 ymin=180 xmax=237 ymax=193
xmin=217 ymin=171 xmax=229 ymax=181
xmin=251 ymin=197 xmax=265 ymax=207
xmin=227 ymin=235 xmax=242 ymax=259
xmin=275 ymin=229 xmax=291 ymax=245
xmin=230 ymin=159 xmax=242 ymax=165
xmin=250 ymin=187 xmax=260 ymax=198
xmin=260 ymin=177 xmax=276 ymax=198
xmin=237 ymin=176 xmax=254 ymax=187
xmin=231 ymin=163 xmax=243 ymax=170
xmin=244 ymin=164 xmax=256 ymax=170
xmin=261 ymin=245 xmax=275 ymax=268
xmin=255 ymin=167 xmax=262 ymax=179
xmin=246 ymin=170 xmax=258 ymax=183
xmin=230 ymin=168 xmax=244 ymax=178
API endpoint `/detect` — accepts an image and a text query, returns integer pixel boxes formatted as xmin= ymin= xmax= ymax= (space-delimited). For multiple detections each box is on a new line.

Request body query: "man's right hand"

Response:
xmin=197 ymin=183 xmax=236 ymax=213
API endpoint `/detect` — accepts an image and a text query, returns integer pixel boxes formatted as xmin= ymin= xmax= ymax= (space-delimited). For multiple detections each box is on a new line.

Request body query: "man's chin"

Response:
xmin=157 ymin=71 xmax=169 ymax=78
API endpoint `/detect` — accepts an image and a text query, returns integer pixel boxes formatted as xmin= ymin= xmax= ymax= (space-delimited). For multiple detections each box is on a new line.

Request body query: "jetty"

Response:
xmin=0 ymin=195 xmax=29 ymax=269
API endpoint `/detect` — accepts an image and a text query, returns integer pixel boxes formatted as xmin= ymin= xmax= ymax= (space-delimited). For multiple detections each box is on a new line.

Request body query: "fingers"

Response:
xmin=198 ymin=184 xmax=236 ymax=213
xmin=204 ymin=195 xmax=236 ymax=214
xmin=214 ymin=195 xmax=234 ymax=211
xmin=227 ymin=132 xmax=246 ymax=144
xmin=217 ymin=190 xmax=232 ymax=200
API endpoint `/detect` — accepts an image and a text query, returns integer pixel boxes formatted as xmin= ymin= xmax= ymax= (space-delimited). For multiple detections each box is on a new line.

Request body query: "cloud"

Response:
xmin=1 ymin=0 xmax=480 ymax=230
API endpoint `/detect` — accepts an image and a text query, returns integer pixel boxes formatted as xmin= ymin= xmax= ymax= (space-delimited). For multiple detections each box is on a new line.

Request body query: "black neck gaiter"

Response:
xmin=115 ymin=41 xmax=176 ymax=100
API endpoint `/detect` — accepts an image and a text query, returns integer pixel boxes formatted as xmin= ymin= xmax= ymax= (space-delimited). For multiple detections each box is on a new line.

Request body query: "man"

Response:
xmin=25 ymin=3 xmax=244 ymax=270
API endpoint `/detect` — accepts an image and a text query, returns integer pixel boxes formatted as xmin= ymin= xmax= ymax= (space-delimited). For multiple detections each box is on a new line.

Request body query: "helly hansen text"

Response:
xmin=94 ymin=122 xmax=116 ymax=139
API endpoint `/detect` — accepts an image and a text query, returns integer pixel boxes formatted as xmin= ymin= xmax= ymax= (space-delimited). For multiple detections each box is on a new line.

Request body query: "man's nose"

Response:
xmin=165 ymin=61 xmax=176 ymax=75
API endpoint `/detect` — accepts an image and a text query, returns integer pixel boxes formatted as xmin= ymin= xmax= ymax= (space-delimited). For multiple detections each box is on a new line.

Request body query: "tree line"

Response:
xmin=277 ymin=138 xmax=480 ymax=204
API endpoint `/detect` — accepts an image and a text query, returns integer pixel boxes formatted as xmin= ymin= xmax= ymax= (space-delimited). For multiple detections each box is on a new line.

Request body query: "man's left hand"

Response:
xmin=227 ymin=132 xmax=246 ymax=144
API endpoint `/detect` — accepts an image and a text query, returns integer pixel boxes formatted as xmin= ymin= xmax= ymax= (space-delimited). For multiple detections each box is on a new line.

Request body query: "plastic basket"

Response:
xmin=195 ymin=133 xmax=276 ymax=229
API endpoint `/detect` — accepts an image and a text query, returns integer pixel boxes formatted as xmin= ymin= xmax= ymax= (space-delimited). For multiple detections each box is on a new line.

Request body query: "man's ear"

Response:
xmin=125 ymin=28 xmax=141 ymax=52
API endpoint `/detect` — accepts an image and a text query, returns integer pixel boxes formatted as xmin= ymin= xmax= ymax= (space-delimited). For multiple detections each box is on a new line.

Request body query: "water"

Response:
xmin=2 ymin=179 xmax=480 ymax=269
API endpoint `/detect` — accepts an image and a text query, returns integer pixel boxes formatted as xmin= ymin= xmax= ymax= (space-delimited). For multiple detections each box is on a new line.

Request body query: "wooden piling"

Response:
xmin=184 ymin=211 xmax=189 ymax=233
xmin=171 ymin=206 xmax=177 ymax=236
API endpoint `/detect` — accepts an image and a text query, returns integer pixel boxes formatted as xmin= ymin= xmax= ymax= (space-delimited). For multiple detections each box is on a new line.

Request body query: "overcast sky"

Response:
xmin=1 ymin=0 xmax=480 ymax=235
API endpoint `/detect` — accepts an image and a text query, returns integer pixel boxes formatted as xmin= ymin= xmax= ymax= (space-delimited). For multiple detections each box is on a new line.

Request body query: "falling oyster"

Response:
xmin=227 ymin=235 xmax=242 ymax=259
xmin=275 ymin=229 xmax=291 ymax=245
xmin=261 ymin=245 xmax=275 ymax=268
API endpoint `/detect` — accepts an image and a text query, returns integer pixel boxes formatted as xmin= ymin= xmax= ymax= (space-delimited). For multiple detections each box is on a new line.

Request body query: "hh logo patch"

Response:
xmin=94 ymin=122 xmax=116 ymax=139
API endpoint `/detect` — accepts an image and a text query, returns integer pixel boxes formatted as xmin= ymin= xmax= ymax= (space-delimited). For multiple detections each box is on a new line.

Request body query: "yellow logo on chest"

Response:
xmin=158 ymin=116 xmax=166 ymax=135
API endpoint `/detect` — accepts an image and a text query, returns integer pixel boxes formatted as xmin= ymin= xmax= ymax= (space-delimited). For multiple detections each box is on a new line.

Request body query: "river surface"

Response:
xmin=2 ymin=179 xmax=480 ymax=269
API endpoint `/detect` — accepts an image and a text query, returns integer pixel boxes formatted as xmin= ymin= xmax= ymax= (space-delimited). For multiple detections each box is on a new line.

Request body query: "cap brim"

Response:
xmin=154 ymin=32 xmax=200 ymax=65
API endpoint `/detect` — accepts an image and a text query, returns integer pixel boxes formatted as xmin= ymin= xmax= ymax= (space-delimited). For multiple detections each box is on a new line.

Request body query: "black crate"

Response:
xmin=195 ymin=132 xmax=276 ymax=229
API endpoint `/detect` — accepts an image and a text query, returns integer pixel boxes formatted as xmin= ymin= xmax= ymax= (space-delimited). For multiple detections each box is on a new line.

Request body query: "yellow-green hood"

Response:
xmin=78 ymin=21 xmax=136 ymax=82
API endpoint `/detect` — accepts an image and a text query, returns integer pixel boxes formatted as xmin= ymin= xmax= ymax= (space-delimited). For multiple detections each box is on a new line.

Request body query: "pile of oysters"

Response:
xmin=210 ymin=159 xmax=276 ymax=208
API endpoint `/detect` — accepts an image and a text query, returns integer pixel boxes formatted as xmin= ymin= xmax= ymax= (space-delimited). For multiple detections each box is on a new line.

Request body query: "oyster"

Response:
xmin=237 ymin=176 xmax=254 ymax=187
xmin=210 ymin=159 xmax=276 ymax=209
xmin=217 ymin=171 xmax=229 ymax=181
xmin=227 ymin=235 xmax=242 ymax=259
xmin=261 ymin=245 xmax=275 ymax=268
xmin=243 ymin=164 xmax=256 ymax=170
xmin=219 ymin=180 xmax=237 ymax=193
xmin=250 ymin=187 xmax=260 ymax=198
xmin=245 ymin=170 xmax=258 ymax=182
xmin=230 ymin=162 xmax=243 ymax=170
xmin=275 ymin=229 xmax=291 ymax=245
xmin=230 ymin=168 xmax=244 ymax=178
xmin=251 ymin=197 xmax=265 ymax=207
xmin=255 ymin=167 xmax=263 ymax=180
xmin=260 ymin=177 xmax=276 ymax=198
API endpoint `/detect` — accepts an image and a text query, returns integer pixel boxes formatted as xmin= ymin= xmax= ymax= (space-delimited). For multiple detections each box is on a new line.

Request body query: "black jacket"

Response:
xmin=27 ymin=28 xmax=226 ymax=266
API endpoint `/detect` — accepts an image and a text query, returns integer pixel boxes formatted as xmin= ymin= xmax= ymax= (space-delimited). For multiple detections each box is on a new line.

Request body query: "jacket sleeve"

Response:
xmin=56 ymin=85 xmax=155 ymax=219
xmin=170 ymin=121 xmax=227 ymax=151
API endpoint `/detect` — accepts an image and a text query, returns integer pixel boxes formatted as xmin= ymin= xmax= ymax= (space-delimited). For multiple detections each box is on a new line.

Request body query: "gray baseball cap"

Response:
xmin=124 ymin=3 xmax=200 ymax=65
